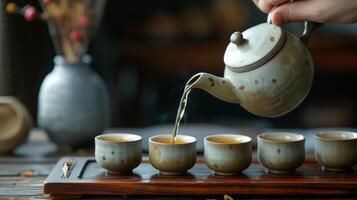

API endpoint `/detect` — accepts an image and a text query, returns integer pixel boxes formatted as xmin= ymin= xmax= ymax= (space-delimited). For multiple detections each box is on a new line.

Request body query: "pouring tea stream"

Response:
xmin=171 ymin=21 xmax=321 ymax=142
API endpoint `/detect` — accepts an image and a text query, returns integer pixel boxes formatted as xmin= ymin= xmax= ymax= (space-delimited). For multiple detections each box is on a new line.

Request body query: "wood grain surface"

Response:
xmin=3 ymin=130 xmax=357 ymax=199
xmin=44 ymin=157 xmax=357 ymax=198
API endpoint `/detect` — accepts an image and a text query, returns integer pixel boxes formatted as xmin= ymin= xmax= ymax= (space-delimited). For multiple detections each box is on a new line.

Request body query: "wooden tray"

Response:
xmin=44 ymin=157 xmax=357 ymax=198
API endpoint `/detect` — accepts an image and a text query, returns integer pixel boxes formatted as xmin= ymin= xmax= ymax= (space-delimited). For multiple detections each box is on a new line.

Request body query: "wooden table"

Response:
xmin=1 ymin=129 xmax=356 ymax=200
xmin=0 ymin=129 xmax=72 ymax=200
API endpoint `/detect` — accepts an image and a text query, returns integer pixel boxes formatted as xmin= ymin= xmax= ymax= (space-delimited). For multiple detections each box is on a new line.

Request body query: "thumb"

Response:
xmin=271 ymin=1 xmax=314 ymax=25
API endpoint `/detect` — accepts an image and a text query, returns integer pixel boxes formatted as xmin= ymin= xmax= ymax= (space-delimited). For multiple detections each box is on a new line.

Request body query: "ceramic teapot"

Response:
xmin=187 ymin=21 xmax=321 ymax=118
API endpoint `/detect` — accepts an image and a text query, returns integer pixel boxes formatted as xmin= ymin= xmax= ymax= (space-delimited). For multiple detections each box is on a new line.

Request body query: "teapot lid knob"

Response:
xmin=230 ymin=31 xmax=246 ymax=46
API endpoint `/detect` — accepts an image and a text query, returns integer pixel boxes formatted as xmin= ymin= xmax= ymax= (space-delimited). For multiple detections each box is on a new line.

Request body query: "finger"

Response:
xmin=271 ymin=1 xmax=318 ymax=25
xmin=264 ymin=0 xmax=290 ymax=7
xmin=252 ymin=0 xmax=290 ymax=13
xmin=252 ymin=0 xmax=272 ymax=13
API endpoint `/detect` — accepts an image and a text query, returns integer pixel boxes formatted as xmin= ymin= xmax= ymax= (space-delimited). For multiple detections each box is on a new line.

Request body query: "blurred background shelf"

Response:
xmin=1 ymin=0 xmax=357 ymax=129
xmin=118 ymin=35 xmax=357 ymax=73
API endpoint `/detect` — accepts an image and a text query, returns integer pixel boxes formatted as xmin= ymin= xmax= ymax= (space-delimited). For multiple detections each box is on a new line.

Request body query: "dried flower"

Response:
xmin=79 ymin=16 xmax=90 ymax=27
xmin=5 ymin=2 xmax=18 ymax=14
xmin=4 ymin=0 xmax=106 ymax=63
xmin=24 ymin=5 xmax=38 ymax=22
xmin=70 ymin=31 xmax=84 ymax=42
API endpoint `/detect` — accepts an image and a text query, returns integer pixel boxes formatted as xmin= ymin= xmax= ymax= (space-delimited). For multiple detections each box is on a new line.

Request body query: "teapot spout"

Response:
xmin=187 ymin=72 xmax=240 ymax=104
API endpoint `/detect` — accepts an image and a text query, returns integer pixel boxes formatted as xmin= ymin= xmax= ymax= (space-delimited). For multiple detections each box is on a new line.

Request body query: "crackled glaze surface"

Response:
xmin=95 ymin=133 xmax=142 ymax=174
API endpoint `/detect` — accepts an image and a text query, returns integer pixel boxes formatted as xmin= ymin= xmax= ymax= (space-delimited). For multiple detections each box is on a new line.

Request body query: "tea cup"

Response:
xmin=204 ymin=134 xmax=252 ymax=175
xmin=315 ymin=131 xmax=357 ymax=171
xmin=257 ymin=132 xmax=305 ymax=174
xmin=95 ymin=133 xmax=142 ymax=174
xmin=149 ymin=135 xmax=196 ymax=175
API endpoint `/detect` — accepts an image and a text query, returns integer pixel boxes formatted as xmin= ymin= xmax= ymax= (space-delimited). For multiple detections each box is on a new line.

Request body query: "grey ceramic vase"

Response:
xmin=38 ymin=56 xmax=111 ymax=147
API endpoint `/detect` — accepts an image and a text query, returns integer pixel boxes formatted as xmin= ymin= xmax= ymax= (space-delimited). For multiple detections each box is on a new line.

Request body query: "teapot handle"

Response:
xmin=300 ymin=22 xmax=323 ymax=44
xmin=267 ymin=12 xmax=322 ymax=45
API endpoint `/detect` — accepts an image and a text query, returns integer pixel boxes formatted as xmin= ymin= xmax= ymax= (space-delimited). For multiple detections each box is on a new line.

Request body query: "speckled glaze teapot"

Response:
xmin=188 ymin=22 xmax=321 ymax=118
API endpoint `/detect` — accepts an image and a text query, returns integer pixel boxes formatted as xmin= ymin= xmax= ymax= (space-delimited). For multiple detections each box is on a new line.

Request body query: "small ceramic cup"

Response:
xmin=315 ymin=131 xmax=357 ymax=171
xmin=149 ymin=135 xmax=196 ymax=175
xmin=257 ymin=132 xmax=305 ymax=174
xmin=95 ymin=133 xmax=142 ymax=174
xmin=204 ymin=134 xmax=252 ymax=175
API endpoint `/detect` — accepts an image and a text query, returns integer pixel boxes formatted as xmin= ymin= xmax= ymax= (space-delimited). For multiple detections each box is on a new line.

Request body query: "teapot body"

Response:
xmin=224 ymin=32 xmax=313 ymax=117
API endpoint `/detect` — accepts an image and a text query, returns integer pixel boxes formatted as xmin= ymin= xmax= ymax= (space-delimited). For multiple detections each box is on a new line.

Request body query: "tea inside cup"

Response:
xmin=149 ymin=135 xmax=196 ymax=175
xmin=205 ymin=134 xmax=251 ymax=144
xmin=95 ymin=133 xmax=142 ymax=174
xmin=257 ymin=132 xmax=305 ymax=174
xmin=150 ymin=135 xmax=195 ymax=145
xmin=315 ymin=131 xmax=357 ymax=140
xmin=204 ymin=134 xmax=252 ymax=175
xmin=258 ymin=132 xmax=305 ymax=142
xmin=315 ymin=131 xmax=357 ymax=172
xmin=96 ymin=134 xmax=142 ymax=143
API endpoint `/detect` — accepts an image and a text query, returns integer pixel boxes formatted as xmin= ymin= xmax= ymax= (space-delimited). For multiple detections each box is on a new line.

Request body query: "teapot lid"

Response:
xmin=224 ymin=23 xmax=286 ymax=72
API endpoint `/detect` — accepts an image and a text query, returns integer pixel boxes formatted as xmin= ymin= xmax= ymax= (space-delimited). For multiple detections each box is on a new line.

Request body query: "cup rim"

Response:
xmin=315 ymin=131 xmax=357 ymax=141
xmin=257 ymin=132 xmax=305 ymax=143
xmin=95 ymin=133 xmax=142 ymax=143
xmin=149 ymin=134 xmax=196 ymax=145
xmin=204 ymin=134 xmax=252 ymax=144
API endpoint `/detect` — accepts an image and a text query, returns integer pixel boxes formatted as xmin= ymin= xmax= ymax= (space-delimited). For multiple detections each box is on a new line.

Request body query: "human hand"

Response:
xmin=252 ymin=0 xmax=357 ymax=25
